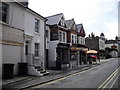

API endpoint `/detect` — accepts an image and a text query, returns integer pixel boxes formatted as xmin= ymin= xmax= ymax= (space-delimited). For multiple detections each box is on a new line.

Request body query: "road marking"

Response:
xmin=97 ymin=66 xmax=120 ymax=90
xmin=32 ymin=67 xmax=96 ymax=88
xmin=109 ymin=76 xmax=118 ymax=89
xmin=101 ymin=70 xmax=119 ymax=90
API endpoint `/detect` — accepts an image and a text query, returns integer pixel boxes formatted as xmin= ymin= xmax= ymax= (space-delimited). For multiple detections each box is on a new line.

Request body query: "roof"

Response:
xmin=76 ymin=24 xmax=86 ymax=37
xmin=105 ymin=40 xmax=118 ymax=44
xmin=66 ymin=19 xmax=74 ymax=29
xmin=46 ymin=13 xmax=64 ymax=25
xmin=76 ymin=24 xmax=82 ymax=32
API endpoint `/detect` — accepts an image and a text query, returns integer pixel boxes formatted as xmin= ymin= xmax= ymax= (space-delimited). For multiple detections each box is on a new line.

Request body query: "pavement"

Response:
xmin=1 ymin=58 xmax=112 ymax=89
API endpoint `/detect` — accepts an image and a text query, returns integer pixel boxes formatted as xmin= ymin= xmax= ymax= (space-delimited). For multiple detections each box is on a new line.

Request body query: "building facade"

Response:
xmin=105 ymin=40 xmax=119 ymax=58
xmin=46 ymin=13 xmax=70 ymax=70
xmin=1 ymin=1 xmax=48 ymax=78
xmin=85 ymin=33 xmax=105 ymax=58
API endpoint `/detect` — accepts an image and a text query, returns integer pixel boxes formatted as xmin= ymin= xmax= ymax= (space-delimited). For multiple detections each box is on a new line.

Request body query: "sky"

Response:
xmin=29 ymin=0 xmax=119 ymax=40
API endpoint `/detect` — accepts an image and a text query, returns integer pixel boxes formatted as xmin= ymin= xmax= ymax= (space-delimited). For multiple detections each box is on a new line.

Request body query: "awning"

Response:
xmin=86 ymin=50 xmax=98 ymax=54
xmin=71 ymin=47 xmax=88 ymax=51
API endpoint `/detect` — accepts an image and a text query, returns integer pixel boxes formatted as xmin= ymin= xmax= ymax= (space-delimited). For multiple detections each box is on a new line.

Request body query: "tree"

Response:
xmin=105 ymin=47 xmax=112 ymax=59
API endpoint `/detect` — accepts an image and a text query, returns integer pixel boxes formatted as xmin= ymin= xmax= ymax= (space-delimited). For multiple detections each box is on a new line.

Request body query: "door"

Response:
xmin=25 ymin=41 xmax=31 ymax=65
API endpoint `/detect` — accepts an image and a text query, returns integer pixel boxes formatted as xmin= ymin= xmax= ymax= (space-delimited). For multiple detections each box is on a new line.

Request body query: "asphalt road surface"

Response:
xmin=32 ymin=58 xmax=119 ymax=89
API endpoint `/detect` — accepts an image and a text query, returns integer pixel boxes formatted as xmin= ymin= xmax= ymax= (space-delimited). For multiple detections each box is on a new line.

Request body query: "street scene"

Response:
xmin=0 ymin=0 xmax=119 ymax=89
xmin=2 ymin=58 xmax=119 ymax=89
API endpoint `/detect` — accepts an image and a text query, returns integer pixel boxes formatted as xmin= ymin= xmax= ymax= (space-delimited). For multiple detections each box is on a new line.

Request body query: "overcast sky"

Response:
xmin=29 ymin=0 xmax=118 ymax=40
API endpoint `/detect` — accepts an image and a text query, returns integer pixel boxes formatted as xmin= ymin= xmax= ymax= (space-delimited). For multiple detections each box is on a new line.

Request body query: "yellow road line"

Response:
xmin=101 ymin=70 xmax=119 ymax=90
xmin=109 ymin=76 xmax=118 ymax=89
xmin=33 ymin=67 xmax=95 ymax=88
xmin=97 ymin=67 xmax=120 ymax=90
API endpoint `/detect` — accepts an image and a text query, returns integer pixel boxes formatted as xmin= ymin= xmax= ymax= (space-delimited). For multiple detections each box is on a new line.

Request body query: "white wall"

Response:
xmin=24 ymin=8 xmax=45 ymax=68
xmin=2 ymin=45 xmax=22 ymax=75
xmin=48 ymin=41 xmax=59 ymax=68
xmin=110 ymin=51 xmax=118 ymax=58
xmin=105 ymin=43 xmax=119 ymax=50
xmin=9 ymin=3 xmax=25 ymax=30
xmin=118 ymin=2 xmax=120 ymax=37
xmin=46 ymin=25 xmax=50 ymax=49
xmin=105 ymin=43 xmax=119 ymax=58
xmin=99 ymin=39 xmax=105 ymax=50
xmin=1 ymin=2 xmax=24 ymax=77
xmin=0 ymin=24 xmax=2 ymax=80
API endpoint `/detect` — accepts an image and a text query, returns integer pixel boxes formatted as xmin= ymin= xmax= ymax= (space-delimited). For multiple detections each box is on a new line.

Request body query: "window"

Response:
xmin=59 ymin=31 xmax=62 ymax=42
xmin=63 ymin=32 xmax=66 ymax=42
xmin=61 ymin=17 xmax=64 ymax=26
xmin=46 ymin=30 xmax=48 ymax=37
xmin=0 ymin=2 xmax=9 ymax=23
xmin=35 ymin=18 xmax=39 ymax=33
xmin=75 ymin=36 xmax=77 ymax=44
xmin=35 ymin=43 xmax=39 ymax=57
xmin=72 ymin=35 xmax=74 ymax=44
xmin=81 ymin=38 xmax=82 ymax=44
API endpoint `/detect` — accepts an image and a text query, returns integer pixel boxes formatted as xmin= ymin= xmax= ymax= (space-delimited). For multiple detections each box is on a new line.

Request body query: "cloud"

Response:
xmin=29 ymin=0 xmax=118 ymax=39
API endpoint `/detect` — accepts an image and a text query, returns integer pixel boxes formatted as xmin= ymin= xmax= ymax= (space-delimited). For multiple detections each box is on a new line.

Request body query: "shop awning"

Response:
xmin=86 ymin=50 xmax=98 ymax=54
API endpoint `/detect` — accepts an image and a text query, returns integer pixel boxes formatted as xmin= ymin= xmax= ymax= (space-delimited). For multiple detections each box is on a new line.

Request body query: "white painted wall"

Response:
xmin=24 ymin=10 xmax=45 ymax=67
xmin=48 ymin=41 xmax=59 ymax=68
xmin=8 ymin=3 xmax=25 ymax=30
xmin=46 ymin=25 xmax=50 ymax=49
xmin=0 ymin=24 xmax=2 ymax=80
xmin=118 ymin=2 xmax=120 ymax=37
xmin=2 ymin=45 xmax=22 ymax=75
xmin=1 ymin=2 xmax=24 ymax=77
xmin=110 ymin=51 xmax=118 ymax=58
xmin=105 ymin=43 xmax=119 ymax=58
xmin=99 ymin=39 xmax=105 ymax=50
xmin=105 ymin=43 xmax=119 ymax=50
xmin=1 ymin=2 xmax=46 ymax=77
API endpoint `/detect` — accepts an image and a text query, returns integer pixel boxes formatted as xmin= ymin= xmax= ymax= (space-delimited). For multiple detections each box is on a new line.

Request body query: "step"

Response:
xmin=40 ymin=70 xmax=46 ymax=73
xmin=34 ymin=66 xmax=42 ymax=69
xmin=36 ymin=68 xmax=44 ymax=71
xmin=41 ymin=72 xmax=49 ymax=76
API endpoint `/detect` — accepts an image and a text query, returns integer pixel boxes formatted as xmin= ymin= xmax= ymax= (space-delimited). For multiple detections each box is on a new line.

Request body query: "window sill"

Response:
xmin=0 ymin=21 xmax=9 ymax=26
xmin=34 ymin=32 xmax=40 ymax=36
xmin=34 ymin=57 xmax=40 ymax=60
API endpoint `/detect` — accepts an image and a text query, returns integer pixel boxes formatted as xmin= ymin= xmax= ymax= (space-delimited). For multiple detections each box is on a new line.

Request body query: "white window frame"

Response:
xmin=59 ymin=31 xmax=62 ymax=42
xmin=35 ymin=18 xmax=39 ymax=33
xmin=63 ymin=32 xmax=66 ymax=42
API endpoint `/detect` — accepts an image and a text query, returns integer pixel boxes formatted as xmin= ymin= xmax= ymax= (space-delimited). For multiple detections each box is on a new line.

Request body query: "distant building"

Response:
xmin=105 ymin=40 xmax=119 ymax=57
xmin=85 ymin=33 xmax=105 ymax=57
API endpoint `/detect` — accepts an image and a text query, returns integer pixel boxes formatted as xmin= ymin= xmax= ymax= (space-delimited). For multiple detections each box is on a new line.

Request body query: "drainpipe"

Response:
xmin=77 ymin=51 xmax=80 ymax=66
xmin=44 ymin=21 xmax=47 ymax=69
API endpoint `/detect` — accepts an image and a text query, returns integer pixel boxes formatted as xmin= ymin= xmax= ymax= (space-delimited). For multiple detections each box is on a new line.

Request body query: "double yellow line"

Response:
xmin=97 ymin=66 xmax=120 ymax=90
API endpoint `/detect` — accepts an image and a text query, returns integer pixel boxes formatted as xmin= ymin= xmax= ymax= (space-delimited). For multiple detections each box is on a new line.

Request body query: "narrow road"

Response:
xmin=31 ymin=58 xmax=119 ymax=89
